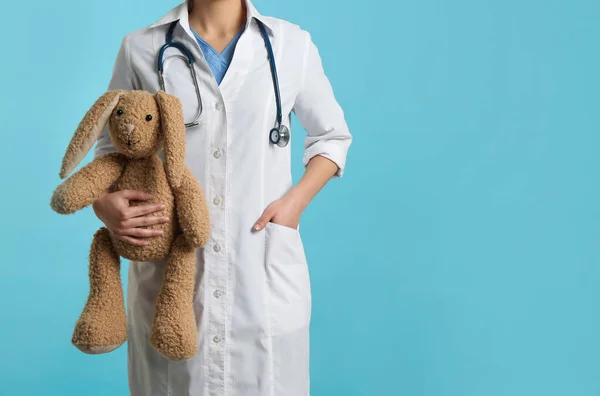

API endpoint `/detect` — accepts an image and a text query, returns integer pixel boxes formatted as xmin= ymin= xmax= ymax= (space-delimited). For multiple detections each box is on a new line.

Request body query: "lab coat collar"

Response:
xmin=149 ymin=1 xmax=274 ymax=32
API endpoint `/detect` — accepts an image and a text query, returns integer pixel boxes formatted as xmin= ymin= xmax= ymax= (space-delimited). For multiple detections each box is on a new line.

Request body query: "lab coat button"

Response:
xmin=215 ymin=102 xmax=223 ymax=110
xmin=213 ymin=243 xmax=222 ymax=252
xmin=213 ymin=196 xmax=222 ymax=205
xmin=213 ymin=335 xmax=222 ymax=344
xmin=213 ymin=149 xmax=222 ymax=159
xmin=213 ymin=289 xmax=223 ymax=298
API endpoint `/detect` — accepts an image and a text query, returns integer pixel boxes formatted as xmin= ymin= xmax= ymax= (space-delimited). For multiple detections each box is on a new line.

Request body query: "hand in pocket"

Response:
xmin=253 ymin=196 xmax=304 ymax=231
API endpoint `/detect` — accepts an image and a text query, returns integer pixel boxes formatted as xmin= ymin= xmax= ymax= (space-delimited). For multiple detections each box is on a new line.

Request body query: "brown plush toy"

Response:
xmin=50 ymin=89 xmax=210 ymax=361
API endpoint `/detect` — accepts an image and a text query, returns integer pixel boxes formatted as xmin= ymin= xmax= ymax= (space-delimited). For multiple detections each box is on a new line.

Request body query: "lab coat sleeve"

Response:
xmin=93 ymin=35 xmax=137 ymax=159
xmin=293 ymin=32 xmax=352 ymax=177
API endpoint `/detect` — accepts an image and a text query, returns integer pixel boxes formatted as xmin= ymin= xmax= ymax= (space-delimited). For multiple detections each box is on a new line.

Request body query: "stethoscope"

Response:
xmin=157 ymin=18 xmax=290 ymax=148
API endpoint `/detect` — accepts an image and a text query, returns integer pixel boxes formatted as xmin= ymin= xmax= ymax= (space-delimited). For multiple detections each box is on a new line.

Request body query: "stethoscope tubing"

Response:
xmin=156 ymin=18 xmax=288 ymax=146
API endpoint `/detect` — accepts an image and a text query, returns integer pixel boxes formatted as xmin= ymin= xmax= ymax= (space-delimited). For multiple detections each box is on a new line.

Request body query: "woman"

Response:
xmin=91 ymin=0 xmax=352 ymax=395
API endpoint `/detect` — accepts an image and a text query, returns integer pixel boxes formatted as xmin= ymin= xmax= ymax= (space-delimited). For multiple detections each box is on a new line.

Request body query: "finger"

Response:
xmin=121 ymin=190 xmax=153 ymax=201
xmin=115 ymin=234 xmax=148 ymax=247
xmin=123 ymin=215 xmax=170 ymax=229
xmin=121 ymin=227 xmax=164 ymax=238
xmin=254 ymin=208 xmax=276 ymax=231
xmin=127 ymin=203 xmax=166 ymax=218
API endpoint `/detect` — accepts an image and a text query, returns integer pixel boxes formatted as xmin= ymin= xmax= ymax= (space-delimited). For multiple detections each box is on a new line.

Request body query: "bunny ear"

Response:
xmin=156 ymin=90 xmax=186 ymax=189
xmin=59 ymin=90 xmax=124 ymax=179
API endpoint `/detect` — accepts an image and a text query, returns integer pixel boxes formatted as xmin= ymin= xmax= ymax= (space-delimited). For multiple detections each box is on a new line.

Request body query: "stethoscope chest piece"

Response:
xmin=270 ymin=125 xmax=290 ymax=147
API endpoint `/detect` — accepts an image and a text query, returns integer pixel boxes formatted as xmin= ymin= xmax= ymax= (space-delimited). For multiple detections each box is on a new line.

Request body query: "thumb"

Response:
xmin=254 ymin=206 xmax=276 ymax=231
xmin=121 ymin=189 xmax=153 ymax=201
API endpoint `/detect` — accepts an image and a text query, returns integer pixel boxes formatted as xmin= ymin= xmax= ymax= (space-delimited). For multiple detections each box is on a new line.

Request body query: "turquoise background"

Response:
xmin=1 ymin=0 xmax=599 ymax=395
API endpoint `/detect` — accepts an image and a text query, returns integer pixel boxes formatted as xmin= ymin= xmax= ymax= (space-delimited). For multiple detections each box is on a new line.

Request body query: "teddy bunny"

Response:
xmin=50 ymin=89 xmax=211 ymax=361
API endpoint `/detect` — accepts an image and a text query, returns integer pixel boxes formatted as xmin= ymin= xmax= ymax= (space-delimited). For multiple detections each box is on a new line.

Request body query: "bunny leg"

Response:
xmin=150 ymin=234 xmax=198 ymax=360
xmin=72 ymin=228 xmax=127 ymax=354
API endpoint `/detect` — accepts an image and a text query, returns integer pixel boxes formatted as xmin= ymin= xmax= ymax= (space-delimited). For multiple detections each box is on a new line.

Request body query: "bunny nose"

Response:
xmin=126 ymin=123 xmax=135 ymax=135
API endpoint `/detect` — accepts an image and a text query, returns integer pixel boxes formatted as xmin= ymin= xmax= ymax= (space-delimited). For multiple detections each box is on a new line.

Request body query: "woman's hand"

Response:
xmin=253 ymin=194 xmax=306 ymax=231
xmin=93 ymin=190 xmax=169 ymax=246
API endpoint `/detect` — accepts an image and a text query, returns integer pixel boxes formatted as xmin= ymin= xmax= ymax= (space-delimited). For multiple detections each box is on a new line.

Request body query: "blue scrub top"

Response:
xmin=191 ymin=26 xmax=245 ymax=85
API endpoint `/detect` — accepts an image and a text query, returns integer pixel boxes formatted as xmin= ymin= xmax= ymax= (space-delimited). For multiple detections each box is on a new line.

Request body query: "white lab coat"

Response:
xmin=94 ymin=2 xmax=352 ymax=395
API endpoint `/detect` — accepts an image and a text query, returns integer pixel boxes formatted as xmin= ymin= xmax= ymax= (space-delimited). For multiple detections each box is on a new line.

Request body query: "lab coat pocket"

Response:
xmin=264 ymin=222 xmax=312 ymax=336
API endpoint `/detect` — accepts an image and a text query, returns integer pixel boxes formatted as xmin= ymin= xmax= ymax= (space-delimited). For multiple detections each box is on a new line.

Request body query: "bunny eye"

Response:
xmin=116 ymin=109 xmax=124 ymax=116
xmin=146 ymin=114 xmax=153 ymax=122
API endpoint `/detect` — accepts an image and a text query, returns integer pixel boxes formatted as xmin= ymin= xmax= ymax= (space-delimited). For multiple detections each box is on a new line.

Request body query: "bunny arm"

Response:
xmin=51 ymin=153 xmax=128 ymax=214
xmin=173 ymin=166 xmax=211 ymax=247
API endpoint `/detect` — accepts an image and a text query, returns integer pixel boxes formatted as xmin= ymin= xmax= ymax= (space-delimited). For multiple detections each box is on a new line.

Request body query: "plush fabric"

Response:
xmin=50 ymin=90 xmax=211 ymax=361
